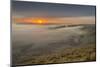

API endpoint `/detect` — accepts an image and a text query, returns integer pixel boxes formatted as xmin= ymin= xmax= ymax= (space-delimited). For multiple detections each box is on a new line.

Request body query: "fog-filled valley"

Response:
xmin=12 ymin=23 xmax=96 ymax=65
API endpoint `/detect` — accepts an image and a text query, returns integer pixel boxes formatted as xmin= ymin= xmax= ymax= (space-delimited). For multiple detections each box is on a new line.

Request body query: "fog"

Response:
xmin=12 ymin=23 xmax=84 ymax=47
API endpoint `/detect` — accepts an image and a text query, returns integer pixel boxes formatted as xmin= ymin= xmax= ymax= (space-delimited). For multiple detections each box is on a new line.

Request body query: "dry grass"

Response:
xmin=14 ymin=44 xmax=96 ymax=65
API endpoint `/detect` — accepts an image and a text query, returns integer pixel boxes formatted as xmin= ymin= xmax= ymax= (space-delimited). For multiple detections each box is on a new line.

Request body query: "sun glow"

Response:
xmin=14 ymin=17 xmax=49 ymax=24
xmin=33 ymin=19 xmax=47 ymax=24
xmin=37 ymin=20 xmax=43 ymax=24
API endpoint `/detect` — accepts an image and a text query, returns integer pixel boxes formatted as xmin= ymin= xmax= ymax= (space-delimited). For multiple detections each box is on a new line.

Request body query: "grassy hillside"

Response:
xmin=14 ymin=44 xmax=95 ymax=65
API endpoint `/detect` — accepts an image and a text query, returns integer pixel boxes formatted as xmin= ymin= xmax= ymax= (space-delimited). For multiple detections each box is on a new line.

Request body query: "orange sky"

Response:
xmin=13 ymin=16 xmax=95 ymax=25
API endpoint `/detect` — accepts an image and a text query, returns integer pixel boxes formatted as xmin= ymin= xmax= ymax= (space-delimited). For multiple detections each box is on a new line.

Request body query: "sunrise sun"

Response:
xmin=33 ymin=18 xmax=47 ymax=24
xmin=37 ymin=20 xmax=43 ymax=24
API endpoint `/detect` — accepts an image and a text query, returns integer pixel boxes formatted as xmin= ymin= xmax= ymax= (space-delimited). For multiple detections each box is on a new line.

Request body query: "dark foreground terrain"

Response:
xmin=12 ymin=24 xmax=96 ymax=65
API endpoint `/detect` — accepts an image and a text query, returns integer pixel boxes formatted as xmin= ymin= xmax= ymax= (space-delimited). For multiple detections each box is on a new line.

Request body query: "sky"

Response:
xmin=12 ymin=1 xmax=96 ymax=24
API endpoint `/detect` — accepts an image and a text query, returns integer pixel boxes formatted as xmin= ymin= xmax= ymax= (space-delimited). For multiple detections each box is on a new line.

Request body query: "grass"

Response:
xmin=16 ymin=44 xmax=95 ymax=65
